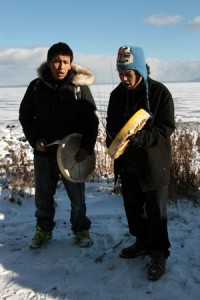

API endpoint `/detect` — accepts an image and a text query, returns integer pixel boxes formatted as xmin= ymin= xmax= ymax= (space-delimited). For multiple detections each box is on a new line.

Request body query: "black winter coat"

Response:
xmin=19 ymin=63 xmax=99 ymax=157
xmin=106 ymin=78 xmax=175 ymax=192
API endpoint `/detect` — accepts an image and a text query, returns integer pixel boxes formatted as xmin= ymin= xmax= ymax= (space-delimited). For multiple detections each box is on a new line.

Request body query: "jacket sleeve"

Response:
xmin=19 ymin=80 xmax=39 ymax=148
xmin=78 ymin=85 xmax=99 ymax=154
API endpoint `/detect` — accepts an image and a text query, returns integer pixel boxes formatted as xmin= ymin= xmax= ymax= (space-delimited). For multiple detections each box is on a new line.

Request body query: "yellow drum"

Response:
xmin=108 ymin=109 xmax=150 ymax=159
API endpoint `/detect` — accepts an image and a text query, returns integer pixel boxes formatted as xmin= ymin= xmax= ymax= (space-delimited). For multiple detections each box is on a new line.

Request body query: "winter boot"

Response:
xmin=148 ymin=251 xmax=166 ymax=280
xmin=29 ymin=225 xmax=52 ymax=249
xmin=75 ymin=230 xmax=93 ymax=248
xmin=120 ymin=238 xmax=147 ymax=258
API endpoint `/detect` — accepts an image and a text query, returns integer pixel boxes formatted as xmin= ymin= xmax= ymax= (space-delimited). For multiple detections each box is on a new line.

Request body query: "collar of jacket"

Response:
xmin=37 ymin=62 xmax=95 ymax=86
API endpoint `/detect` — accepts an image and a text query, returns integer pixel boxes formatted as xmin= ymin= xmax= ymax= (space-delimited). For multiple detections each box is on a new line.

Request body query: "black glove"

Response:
xmin=128 ymin=130 xmax=144 ymax=148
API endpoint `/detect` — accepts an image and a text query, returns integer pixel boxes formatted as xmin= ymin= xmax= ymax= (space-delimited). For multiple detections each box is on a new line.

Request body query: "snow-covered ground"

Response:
xmin=1 ymin=181 xmax=200 ymax=300
xmin=0 ymin=84 xmax=200 ymax=299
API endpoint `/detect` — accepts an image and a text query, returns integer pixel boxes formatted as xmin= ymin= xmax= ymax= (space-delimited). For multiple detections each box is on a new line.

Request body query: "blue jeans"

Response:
xmin=34 ymin=155 xmax=91 ymax=233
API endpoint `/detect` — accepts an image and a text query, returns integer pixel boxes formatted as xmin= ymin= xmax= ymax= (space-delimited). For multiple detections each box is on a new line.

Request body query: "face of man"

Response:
xmin=118 ymin=69 xmax=142 ymax=90
xmin=47 ymin=54 xmax=72 ymax=80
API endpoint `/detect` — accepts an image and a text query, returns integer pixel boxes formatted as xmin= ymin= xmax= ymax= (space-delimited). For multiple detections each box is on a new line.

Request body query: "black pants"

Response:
xmin=120 ymin=171 xmax=170 ymax=258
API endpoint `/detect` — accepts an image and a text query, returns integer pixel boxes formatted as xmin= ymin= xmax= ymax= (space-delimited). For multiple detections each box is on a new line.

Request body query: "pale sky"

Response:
xmin=0 ymin=0 xmax=200 ymax=86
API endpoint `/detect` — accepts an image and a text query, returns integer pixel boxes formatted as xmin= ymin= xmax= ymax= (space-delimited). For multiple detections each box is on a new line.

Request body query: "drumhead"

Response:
xmin=108 ymin=109 xmax=150 ymax=159
xmin=57 ymin=133 xmax=95 ymax=182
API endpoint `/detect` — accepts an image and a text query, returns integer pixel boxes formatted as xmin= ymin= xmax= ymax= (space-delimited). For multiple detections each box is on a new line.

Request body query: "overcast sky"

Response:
xmin=0 ymin=0 xmax=200 ymax=86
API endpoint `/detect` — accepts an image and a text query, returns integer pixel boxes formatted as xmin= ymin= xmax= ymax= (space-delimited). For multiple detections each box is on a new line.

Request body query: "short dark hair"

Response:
xmin=47 ymin=42 xmax=73 ymax=62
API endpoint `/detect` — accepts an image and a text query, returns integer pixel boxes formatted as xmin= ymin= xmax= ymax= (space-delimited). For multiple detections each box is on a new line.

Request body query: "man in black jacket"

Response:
xmin=106 ymin=46 xmax=175 ymax=280
xmin=19 ymin=42 xmax=99 ymax=249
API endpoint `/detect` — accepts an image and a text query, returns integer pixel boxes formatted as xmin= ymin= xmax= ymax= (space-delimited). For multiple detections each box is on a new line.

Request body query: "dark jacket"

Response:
xmin=19 ymin=63 xmax=99 ymax=157
xmin=106 ymin=77 xmax=175 ymax=192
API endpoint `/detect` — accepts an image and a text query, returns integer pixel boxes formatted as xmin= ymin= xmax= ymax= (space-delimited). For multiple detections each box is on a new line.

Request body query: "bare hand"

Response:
xmin=36 ymin=139 xmax=47 ymax=152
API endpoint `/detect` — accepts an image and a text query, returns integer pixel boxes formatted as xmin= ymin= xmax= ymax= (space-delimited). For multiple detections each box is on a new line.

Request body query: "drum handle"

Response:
xmin=46 ymin=140 xmax=61 ymax=147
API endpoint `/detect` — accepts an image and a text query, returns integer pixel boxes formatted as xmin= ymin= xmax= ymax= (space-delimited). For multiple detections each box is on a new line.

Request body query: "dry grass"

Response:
xmin=1 ymin=144 xmax=34 ymax=204
xmin=169 ymin=123 xmax=200 ymax=204
xmin=1 ymin=124 xmax=200 ymax=204
xmin=91 ymin=129 xmax=114 ymax=181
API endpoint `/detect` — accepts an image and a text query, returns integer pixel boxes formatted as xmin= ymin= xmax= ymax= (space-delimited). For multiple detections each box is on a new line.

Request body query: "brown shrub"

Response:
xmin=1 ymin=124 xmax=200 ymax=204
xmin=169 ymin=123 xmax=200 ymax=204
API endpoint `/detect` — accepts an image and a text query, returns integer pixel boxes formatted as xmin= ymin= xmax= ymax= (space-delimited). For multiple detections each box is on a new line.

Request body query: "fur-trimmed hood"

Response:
xmin=37 ymin=62 xmax=95 ymax=86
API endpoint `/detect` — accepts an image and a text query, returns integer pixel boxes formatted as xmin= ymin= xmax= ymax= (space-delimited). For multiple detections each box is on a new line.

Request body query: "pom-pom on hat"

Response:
xmin=117 ymin=46 xmax=147 ymax=81
xmin=116 ymin=45 xmax=151 ymax=115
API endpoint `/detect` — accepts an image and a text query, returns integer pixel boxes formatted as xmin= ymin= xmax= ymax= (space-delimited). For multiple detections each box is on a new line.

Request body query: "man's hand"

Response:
xmin=128 ymin=130 xmax=144 ymax=148
xmin=74 ymin=148 xmax=89 ymax=163
xmin=36 ymin=139 xmax=47 ymax=152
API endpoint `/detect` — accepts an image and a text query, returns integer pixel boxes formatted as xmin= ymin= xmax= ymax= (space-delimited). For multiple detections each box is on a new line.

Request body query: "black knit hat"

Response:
xmin=47 ymin=42 xmax=73 ymax=62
